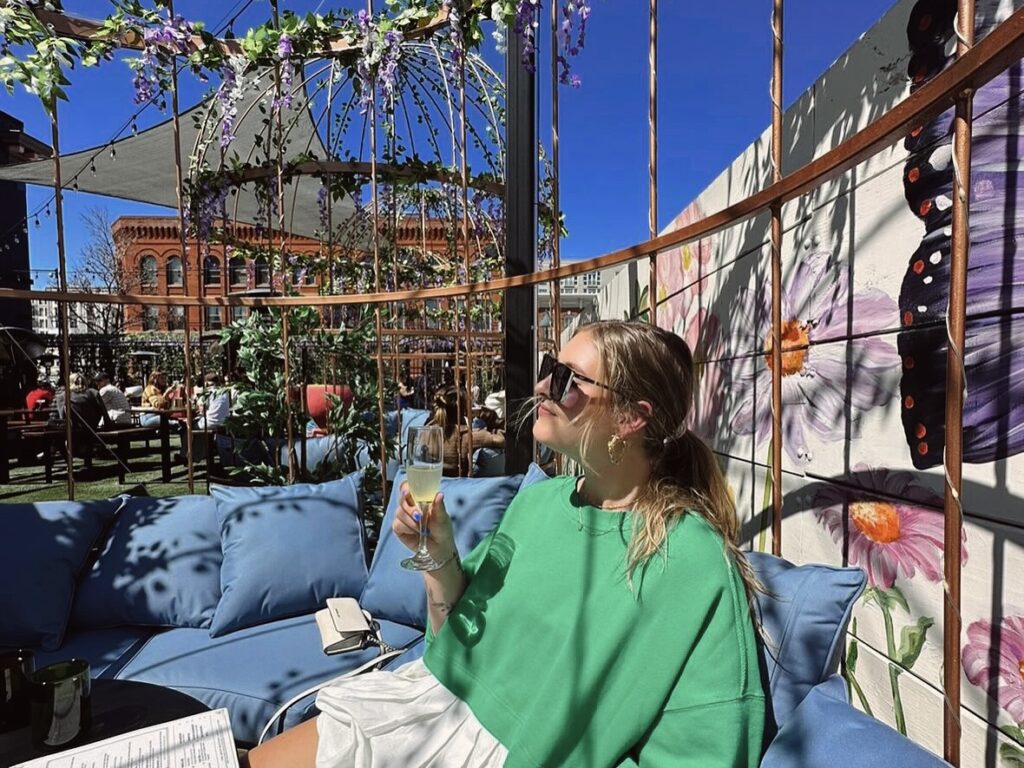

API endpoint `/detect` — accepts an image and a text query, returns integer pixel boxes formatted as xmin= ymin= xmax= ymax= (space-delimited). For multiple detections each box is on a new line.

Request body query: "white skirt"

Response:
xmin=315 ymin=658 xmax=508 ymax=768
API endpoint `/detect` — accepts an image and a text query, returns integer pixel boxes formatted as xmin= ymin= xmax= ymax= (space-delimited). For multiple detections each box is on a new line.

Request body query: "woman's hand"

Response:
xmin=393 ymin=482 xmax=456 ymax=560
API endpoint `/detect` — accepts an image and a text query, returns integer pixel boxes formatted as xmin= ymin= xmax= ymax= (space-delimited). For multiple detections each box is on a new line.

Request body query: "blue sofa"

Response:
xmin=0 ymin=467 xmax=948 ymax=765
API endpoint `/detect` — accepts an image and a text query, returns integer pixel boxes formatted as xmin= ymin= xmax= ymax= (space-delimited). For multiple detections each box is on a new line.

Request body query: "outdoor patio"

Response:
xmin=1 ymin=1 xmax=1023 ymax=766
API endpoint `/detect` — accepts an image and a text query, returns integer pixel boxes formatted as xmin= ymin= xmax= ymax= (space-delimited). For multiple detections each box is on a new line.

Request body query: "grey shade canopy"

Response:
xmin=0 ymin=72 xmax=355 ymax=239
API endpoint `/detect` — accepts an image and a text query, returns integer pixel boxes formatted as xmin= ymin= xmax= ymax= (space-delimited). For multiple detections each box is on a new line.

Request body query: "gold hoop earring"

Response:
xmin=607 ymin=435 xmax=628 ymax=465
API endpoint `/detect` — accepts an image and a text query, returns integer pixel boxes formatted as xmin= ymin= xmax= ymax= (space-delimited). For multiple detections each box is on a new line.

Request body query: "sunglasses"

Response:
xmin=538 ymin=353 xmax=615 ymax=404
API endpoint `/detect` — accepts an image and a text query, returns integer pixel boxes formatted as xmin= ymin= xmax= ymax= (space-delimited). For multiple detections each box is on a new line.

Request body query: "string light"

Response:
xmin=131 ymin=118 xmax=138 ymax=136
xmin=90 ymin=160 xmax=97 ymax=175
xmin=72 ymin=178 xmax=79 ymax=192
xmin=109 ymin=145 xmax=117 ymax=160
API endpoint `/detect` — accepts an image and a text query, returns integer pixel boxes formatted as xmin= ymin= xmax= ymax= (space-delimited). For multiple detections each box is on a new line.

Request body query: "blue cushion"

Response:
xmin=208 ymin=474 xmax=368 ymax=637
xmin=360 ymin=472 xmax=523 ymax=629
xmin=32 ymin=627 xmax=154 ymax=680
xmin=114 ymin=614 xmax=423 ymax=744
xmin=71 ymin=495 xmax=223 ymax=630
xmin=0 ymin=498 xmax=124 ymax=650
xmin=761 ymin=675 xmax=950 ymax=767
xmin=519 ymin=462 xmax=550 ymax=490
xmin=748 ymin=553 xmax=865 ymax=728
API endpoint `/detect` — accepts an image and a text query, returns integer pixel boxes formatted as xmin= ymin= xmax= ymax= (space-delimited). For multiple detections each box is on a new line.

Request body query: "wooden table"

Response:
xmin=0 ymin=410 xmax=173 ymax=485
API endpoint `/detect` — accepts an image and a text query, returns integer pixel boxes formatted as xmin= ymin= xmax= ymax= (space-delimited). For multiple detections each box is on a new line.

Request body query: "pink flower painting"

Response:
xmin=814 ymin=464 xmax=967 ymax=589
xmin=729 ymin=250 xmax=900 ymax=464
xmin=963 ymin=615 xmax=1024 ymax=725
xmin=657 ymin=201 xmax=714 ymax=343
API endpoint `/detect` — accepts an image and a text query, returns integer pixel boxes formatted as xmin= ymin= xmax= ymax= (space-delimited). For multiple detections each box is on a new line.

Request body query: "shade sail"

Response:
xmin=0 ymin=74 xmax=355 ymax=240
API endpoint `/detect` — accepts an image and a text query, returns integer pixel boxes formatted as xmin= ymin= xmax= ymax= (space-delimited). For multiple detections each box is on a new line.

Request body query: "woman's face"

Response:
xmin=532 ymin=331 xmax=616 ymax=461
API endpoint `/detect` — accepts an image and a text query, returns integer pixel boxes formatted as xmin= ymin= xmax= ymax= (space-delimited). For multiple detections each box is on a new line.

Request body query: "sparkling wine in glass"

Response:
xmin=400 ymin=425 xmax=445 ymax=571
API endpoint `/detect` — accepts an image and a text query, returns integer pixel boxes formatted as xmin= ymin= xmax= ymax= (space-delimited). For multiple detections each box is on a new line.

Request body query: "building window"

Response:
xmin=229 ymin=305 xmax=248 ymax=325
xmin=255 ymin=260 xmax=270 ymax=287
xmin=229 ymin=256 xmax=246 ymax=286
xmin=204 ymin=306 xmax=222 ymax=330
xmin=166 ymin=256 xmax=183 ymax=287
xmin=142 ymin=306 xmax=158 ymax=331
xmin=139 ymin=255 xmax=157 ymax=288
xmin=203 ymin=256 xmax=221 ymax=286
xmin=583 ymin=272 xmax=599 ymax=289
xmin=167 ymin=306 xmax=185 ymax=331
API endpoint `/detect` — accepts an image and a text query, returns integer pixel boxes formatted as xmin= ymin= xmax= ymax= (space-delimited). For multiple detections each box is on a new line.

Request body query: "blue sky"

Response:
xmin=2 ymin=0 xmax=896 ymax=278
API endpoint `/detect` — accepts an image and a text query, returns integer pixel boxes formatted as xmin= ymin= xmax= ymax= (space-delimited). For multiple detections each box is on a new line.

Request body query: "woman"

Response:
xmin=428 ymin=384 xmax=506 ymax=476
xmin=247 ymin=320 xmax=766 ymax=767
xmin=49 ymin=372 xmax=112 ymax=434
xmin=139 ymin=371 xmax=172 ymax=427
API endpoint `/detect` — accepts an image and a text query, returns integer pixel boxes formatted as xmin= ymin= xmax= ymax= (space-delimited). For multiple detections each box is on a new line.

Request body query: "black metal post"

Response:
xmin=503 ymin=30 xmax=537 ymax=474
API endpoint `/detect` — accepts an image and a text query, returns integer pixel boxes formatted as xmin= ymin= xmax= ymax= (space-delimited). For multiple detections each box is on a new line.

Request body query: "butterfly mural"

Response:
xmin=899 ymin=0 xmax=1024 ymax=469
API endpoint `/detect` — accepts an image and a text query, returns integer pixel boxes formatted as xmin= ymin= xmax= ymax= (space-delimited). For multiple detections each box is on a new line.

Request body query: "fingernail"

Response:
xmin=413 ymin=511 xmax=421 ymax=522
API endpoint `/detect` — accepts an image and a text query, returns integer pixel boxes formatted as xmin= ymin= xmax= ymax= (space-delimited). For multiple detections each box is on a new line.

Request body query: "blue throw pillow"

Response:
xmin=519 ymin=462 xmax=550 ymax=490
xmin=748 ymin=552 xmax=865 ymax=729
xmin=71 ymin=495 xmax=223 ymax=630
xmin=360 ymin=472 xmax=523 ymax=629
xmin=208 ymin=473 xmax=368 ymax=637
xmin=0 ymin=498 xmax=124 ymax=651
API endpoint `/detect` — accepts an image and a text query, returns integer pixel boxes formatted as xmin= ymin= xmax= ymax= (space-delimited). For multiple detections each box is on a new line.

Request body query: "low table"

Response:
xmin=0 ymin=679 xmax=210 ymax=765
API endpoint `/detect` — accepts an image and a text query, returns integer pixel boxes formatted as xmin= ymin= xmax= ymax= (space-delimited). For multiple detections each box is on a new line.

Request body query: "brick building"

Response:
xmin=113 ymin=215 xmax=494 ymax=334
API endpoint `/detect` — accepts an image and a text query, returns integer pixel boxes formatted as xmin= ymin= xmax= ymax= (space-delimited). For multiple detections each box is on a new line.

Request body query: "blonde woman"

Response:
xmin=427 ymin=384 xmax=505 ymax=476
xmin=248 ymin=320 xmax=766 ymax=768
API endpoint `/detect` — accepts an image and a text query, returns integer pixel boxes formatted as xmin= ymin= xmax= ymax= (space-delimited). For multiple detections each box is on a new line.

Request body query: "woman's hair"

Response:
xmin=69 ymin=372 xmax=87 ymax=392
xmin=148 ymin=371 xmax=165 ymax=387
xmin=428 ymin=385 xmax=470 ymax=438
xmin=579 ymin=320 xmax=762 ymax=604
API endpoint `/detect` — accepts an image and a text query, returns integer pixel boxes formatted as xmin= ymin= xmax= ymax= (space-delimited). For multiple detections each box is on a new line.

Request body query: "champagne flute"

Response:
xmin=400 ymin=425 xmax=445 ymax=571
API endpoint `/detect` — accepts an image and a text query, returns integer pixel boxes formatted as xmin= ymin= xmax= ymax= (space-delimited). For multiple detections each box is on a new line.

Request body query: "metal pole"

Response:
xmin=550 ymin=0 xmax=563 ymax=349
xmin=460 ymin=54 xmax=475 ymax=476
xmin=648 ymin=0 xmax=658 ymax=324
xmin=504 ymin=21 xmax=537 ymax=474
xmin=769 ymin=0 xmax=784 ymax=557
xmin=50 ymin=110 xmax=74 ymax=500
xmin=169 ymin=0 xmax=196 ymax=493
xmin=943 ymin=2 xmax=974 ymax=762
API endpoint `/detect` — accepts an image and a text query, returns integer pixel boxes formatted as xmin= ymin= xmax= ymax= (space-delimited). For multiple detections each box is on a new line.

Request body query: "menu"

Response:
xmin=11 ymin=709 xmax=240 ymax=768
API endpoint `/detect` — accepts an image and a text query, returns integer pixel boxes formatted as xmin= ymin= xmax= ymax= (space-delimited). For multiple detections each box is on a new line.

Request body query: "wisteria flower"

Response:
xmin=963 ymin=615 xmax=1024 ymax=724
xmin=813 ymin=463 xmax=966 ymax=589
xmin=729 ymin=250 xmax=900 ymax=463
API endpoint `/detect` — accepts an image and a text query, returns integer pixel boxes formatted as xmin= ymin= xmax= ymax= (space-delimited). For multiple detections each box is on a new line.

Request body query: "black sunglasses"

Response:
xmin=538 ymin=353 xmax=615 ymax=403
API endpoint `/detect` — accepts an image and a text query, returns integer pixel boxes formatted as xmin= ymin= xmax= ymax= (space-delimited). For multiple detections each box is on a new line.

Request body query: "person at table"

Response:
xmin=195 ymin=373 xmax=231 ymax=430
xmin=245 ymin=320 xmax=766 ymax=768
xmin=427 ymin=384 xmax=505 ymax=477
xmin=139 ymin=371 xmax=174 ymax=426
xmin=24 ymin=380 xmax=55 ymax=422
xmin=49 ymin=372 xmax=112 ymax=435
xmin=94 ymin=372 xmax=132 ymax=425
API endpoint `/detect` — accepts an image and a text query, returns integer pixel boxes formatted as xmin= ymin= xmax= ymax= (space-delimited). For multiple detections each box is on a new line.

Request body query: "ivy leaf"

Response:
xmin=894 ymin=616 xmax=934 ymax=668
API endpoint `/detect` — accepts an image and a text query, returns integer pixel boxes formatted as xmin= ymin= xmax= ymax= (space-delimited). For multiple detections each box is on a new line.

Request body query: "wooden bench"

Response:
xmin=21 ymin=424 xmax=172 ymax=485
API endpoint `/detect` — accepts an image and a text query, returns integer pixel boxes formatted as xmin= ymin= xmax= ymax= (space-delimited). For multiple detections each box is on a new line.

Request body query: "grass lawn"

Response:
xmin=1 ymin=442 xmax=212 ymax=503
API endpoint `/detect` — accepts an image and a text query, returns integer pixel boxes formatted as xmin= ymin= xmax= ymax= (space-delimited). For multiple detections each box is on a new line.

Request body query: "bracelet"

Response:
xmin=430 ymin=549 xmax=460 ymax=572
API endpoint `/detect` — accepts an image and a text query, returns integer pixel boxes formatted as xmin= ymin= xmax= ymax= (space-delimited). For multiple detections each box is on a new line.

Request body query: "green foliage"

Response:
xmin=863 ymin=585 xmax=911 ymax=614
xmin=217 ymin=307 xmax=394 ymax=513
xmin=894 ymin=616 xmax=933 ymax=669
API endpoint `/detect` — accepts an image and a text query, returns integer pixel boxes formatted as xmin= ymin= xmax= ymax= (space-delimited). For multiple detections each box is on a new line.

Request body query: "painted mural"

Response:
xmin=595 ymin=0 xmax=1024 ymax=763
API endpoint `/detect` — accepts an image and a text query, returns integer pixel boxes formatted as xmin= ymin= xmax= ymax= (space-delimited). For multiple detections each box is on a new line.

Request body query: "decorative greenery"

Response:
xmin=216 ymin=306 xmax=394 ymax=496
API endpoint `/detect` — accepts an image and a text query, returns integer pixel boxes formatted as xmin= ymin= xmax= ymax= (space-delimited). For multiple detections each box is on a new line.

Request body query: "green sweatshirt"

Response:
xmin=423 ymin=476 xmax=766 ymax=768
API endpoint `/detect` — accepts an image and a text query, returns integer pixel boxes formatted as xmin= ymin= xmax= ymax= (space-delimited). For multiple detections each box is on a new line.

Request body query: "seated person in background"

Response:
xmin=428 ymin=384 xmax=505 ymax=477
xmin=49 ymin=372 xmax=112 ymax=435
xmin=24 ymin=380 xmax=55 ymax=422
xmin=196 ymin=373 xmax=231 ymax=430
xmin=94 ymin=372 xmax=132 ymax=425
xmin=139 ymin=371 xmax=173 ymax=426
